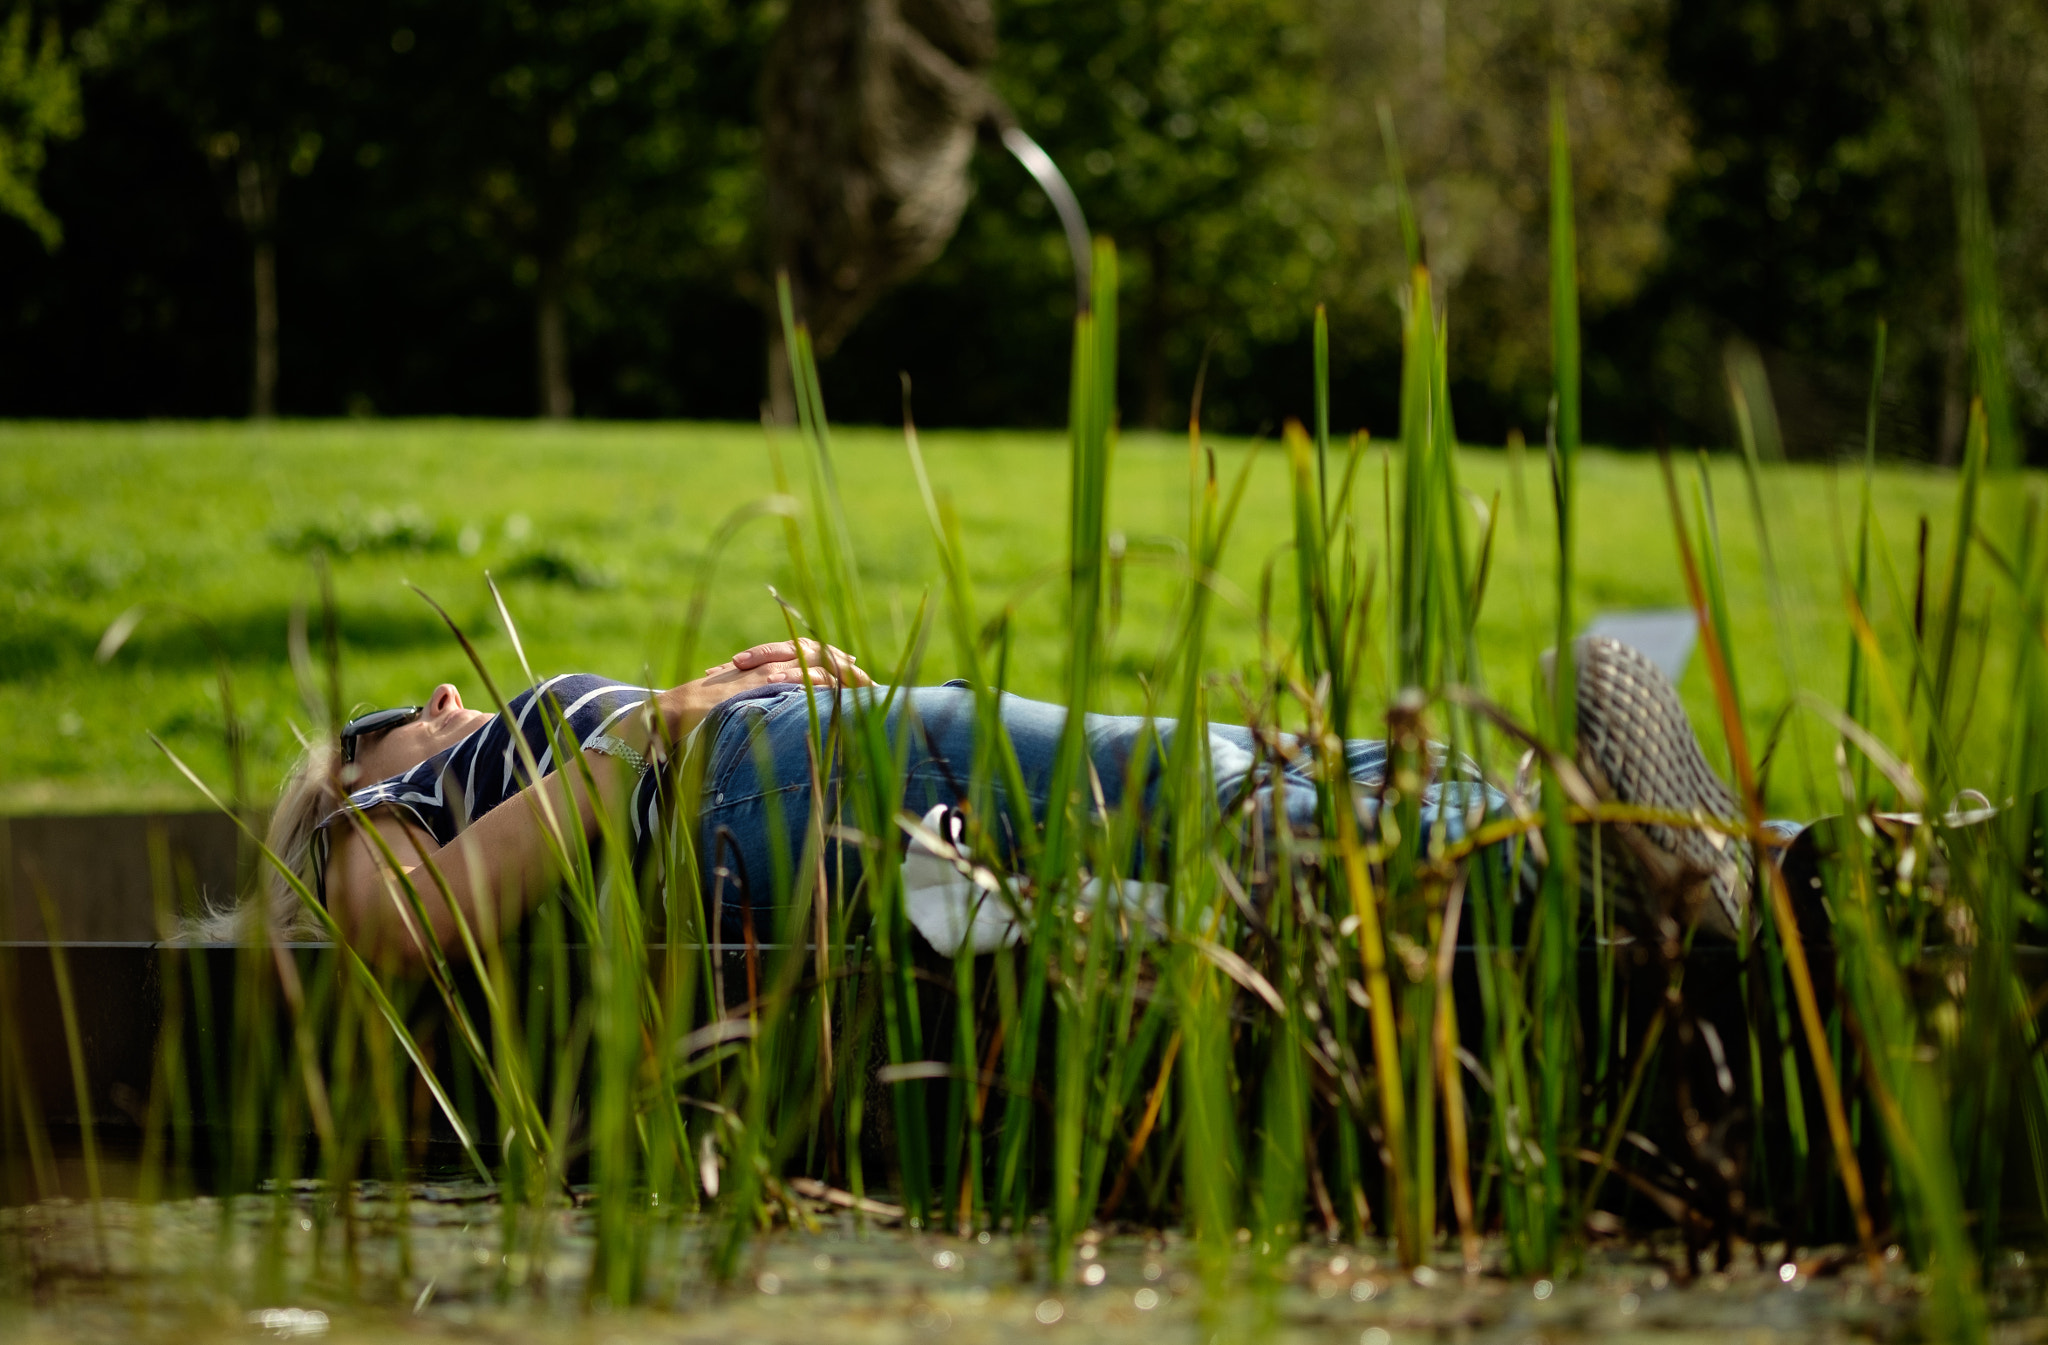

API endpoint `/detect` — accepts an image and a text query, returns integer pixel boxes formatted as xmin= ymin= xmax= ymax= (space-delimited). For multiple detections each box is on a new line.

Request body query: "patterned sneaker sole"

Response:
xmin=1565 ymin=635 xmax=1752 ymax=939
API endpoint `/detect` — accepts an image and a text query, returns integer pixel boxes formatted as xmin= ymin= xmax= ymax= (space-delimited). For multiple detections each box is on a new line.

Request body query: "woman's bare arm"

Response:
xmin=326 ymin=653 xmax=871 ymax=968
xmin=327 ymin=745 xmax=632 ymax=967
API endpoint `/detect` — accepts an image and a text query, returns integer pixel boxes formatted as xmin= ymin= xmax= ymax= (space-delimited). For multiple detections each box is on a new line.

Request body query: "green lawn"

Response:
xmin=0 ymin=420 xmax=2021 ymax=818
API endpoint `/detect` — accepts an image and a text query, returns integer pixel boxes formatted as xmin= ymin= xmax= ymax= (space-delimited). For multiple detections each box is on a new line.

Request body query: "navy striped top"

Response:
xmin=311 ymin=674 xmax=668 ymax=900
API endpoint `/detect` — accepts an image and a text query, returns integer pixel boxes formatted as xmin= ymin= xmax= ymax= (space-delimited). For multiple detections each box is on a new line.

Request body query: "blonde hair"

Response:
xmin=182 ymin=741 xmax=341 ymax=942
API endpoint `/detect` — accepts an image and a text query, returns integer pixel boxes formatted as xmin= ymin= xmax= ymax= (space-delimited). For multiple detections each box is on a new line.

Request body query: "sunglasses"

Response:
xmin=339 ymin=705 xmax=424 ymax=764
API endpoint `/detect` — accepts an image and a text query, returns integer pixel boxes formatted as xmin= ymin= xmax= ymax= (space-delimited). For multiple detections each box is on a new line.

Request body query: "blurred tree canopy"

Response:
xmin=760 ymin=0 xmax=999 ymax=422
xmin=1314 ymin=0 xmax=1689 ymax=431
xmin=0 ymin=1 xmax=81 ymax=249
xmin=0 ymin=0 xmax=2041 ymax=460
xmin=993 ymin=0 xmax=1323 ymax=428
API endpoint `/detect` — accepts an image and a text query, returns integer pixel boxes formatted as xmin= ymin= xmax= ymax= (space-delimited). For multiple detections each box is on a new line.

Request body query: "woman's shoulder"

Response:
xmin=313 ymin=674 xmax=657 ymax=847
xmin=506 ymin=674 xmax=657 ymax=741
xmin=512 ymin=672 xmax=657 ymax=713
xmin=320 ymin=738 xmax=471 ymax=843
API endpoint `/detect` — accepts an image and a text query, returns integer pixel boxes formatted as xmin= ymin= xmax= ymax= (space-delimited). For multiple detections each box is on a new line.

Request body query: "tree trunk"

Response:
xmin=761 ymin=0 xmax=995 ymax=362
xmin=536 ymin=252 xmax=573 ymax=419
xmin=1939 ymin=312 xmax=1968 ymax=464
xmin=251 ymin=237 xmax=278 ymax=420
xmin=236 ymin=157 xmax=279 ymax=420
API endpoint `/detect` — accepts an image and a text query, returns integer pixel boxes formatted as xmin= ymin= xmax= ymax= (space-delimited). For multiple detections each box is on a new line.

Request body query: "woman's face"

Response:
xmin=346 ymin=683 xmax=491 ymax=786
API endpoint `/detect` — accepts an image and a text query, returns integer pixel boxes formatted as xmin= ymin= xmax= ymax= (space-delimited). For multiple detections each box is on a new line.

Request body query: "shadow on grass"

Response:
xmin=0 ymin=602 xmax=459 ymax=682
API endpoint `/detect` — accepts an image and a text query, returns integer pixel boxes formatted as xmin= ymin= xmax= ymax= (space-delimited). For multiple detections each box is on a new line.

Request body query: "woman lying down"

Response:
xmin=246 ymin=635 xmax=1770 ymax=966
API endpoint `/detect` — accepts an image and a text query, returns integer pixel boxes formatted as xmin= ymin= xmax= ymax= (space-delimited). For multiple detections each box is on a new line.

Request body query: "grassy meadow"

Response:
xmin=0 ymin=418 xmax=2012 ymax=819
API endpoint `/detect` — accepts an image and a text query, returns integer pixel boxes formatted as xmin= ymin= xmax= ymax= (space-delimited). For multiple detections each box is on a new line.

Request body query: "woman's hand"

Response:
xmin=708 ymin=638 xmax=872 ymax=688
xmin=656 ymin=639 xmax=872 ymax=742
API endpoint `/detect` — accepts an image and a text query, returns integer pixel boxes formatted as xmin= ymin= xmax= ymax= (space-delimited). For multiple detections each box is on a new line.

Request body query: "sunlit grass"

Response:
xmin=0 ymin=422 xmax=2017 ymax=818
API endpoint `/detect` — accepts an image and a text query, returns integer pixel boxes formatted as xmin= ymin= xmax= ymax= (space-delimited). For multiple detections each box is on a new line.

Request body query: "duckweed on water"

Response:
xmin=6 ymin=1186 xmax=2025 ymax=1344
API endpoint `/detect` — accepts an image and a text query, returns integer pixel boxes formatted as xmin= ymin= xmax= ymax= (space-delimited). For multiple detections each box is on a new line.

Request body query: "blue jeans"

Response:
xmin=693 ymin=683 xmax=1500 ymax=938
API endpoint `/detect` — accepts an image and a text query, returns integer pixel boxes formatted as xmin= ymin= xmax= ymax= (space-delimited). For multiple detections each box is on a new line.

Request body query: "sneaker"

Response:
xmin=1561 ymin=635 xmax=1752 ymax=939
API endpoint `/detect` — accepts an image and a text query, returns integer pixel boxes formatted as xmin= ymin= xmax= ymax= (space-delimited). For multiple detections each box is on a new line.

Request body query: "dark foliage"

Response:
xmin=0 ymin=0 xmax=2038 ymax=459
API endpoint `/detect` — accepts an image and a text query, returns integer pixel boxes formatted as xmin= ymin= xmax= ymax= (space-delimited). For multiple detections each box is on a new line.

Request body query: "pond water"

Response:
xmin=9 ymin=1182 xmax=2045 ymax=1343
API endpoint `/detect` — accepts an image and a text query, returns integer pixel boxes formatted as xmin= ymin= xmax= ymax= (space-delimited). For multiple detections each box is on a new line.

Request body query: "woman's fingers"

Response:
xmin=724 ymin=640 xmax=800 ymax=670
xmin=696 ymin=638 xmax=874 ymax=692
xmin=699 ymin=661 xmax=853 ymax=693
xmin=727 ymin=638 xmax=854 ymax=667
xmin=721 ymin=638 xmax=864 ymax=677
xmin=762 ymin=666 xmax=838 ymax=684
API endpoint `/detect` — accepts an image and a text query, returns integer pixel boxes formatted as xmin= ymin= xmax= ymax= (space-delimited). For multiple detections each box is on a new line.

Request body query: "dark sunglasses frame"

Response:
xmin=339 ymin=705 xmax=424 ymax=763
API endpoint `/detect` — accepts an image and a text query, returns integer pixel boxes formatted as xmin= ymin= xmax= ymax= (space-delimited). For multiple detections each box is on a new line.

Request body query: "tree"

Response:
xmin=991 ymin=0 xmax=1323 ymax=428
xmin=12 ymin=0 xmax=2048 ymax=452
xmin=759 ymin=0 xmax=999 ymax=422
xmin=1314 ymin=0 xmax=1690 ymax=435
xmin=379 ymin=0 xmax=766 ymax=419
xmin=0 ymin=2 xmax=81 ymax=250
xmin=1606 ymin=0 xmax=2048 ymax=460
xmin=112 ymin=0 xmax=351 ymax=419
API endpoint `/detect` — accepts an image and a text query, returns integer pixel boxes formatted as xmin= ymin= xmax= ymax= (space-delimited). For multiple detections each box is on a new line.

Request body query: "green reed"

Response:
xmin=1501 ymin=84 xmax=1582 ymax=1275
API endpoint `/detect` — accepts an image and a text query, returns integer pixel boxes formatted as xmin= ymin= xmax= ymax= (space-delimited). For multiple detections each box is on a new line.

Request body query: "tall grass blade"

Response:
xmin=1657 ymin=457 xmax=1882 ymax=1280
xmin=1929 ymin=0 xmax=2018 ymax=480
xmin=1377 ymin=102 xmax=1422 ymax=271
xmin=149 ymin=733 xmax=494 ymax=1182
xmin=1846 ymin=319 xmax=1887 ymax=797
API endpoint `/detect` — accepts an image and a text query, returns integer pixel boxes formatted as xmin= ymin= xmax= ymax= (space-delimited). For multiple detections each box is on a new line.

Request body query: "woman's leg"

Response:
xmin=696 ymin=684 xmax=1045 ymax=937
xmin=697 ymin=642 xmax=1798 ymax=942
xmin=698 ymin=684 xmax=1386 ymax=934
